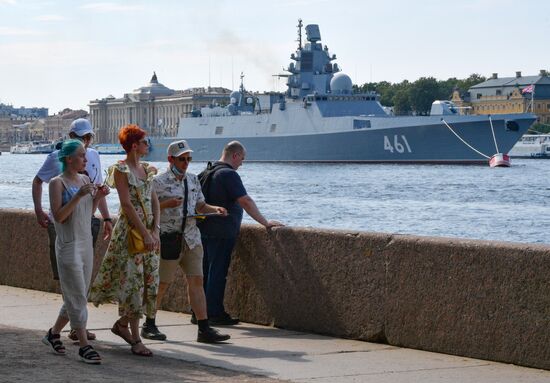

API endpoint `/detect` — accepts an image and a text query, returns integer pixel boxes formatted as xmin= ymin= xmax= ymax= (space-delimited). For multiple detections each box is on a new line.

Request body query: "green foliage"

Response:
xmin=528 ymin=123 xmax=550 ymax=134
xmin=354 ymin=73 xmax=487 ymax=115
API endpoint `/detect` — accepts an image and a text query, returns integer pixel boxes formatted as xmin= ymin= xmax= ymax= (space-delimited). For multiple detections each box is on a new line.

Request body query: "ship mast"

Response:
xmin=296 ymin=19 xmax=303 ymax=50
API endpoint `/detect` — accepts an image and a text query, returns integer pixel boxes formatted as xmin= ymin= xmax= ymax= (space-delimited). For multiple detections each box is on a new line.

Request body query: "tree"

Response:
xmin=393 ymin=88 xmax=412 ymax=115
xmin=408 ymin=77 xmax=446 ymax=115
xmin=456 ymin=73 xmax=486 ymax=92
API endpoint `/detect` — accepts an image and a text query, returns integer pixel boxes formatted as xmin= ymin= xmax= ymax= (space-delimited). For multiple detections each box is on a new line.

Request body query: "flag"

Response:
xmin=522 ymin=84 xmax=534 ymax=94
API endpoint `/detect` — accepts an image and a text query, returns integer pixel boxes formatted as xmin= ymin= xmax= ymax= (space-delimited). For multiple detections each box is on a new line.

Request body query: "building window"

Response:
xmin=477 ymin=94 xmax=482 ymax=99
xmin=496 ymin=90 xmax=502 ymax=96
xmin=547 ymin=104 xmax=550 ymax=111
xmin=270 ymin=124 xmax=276 ymax=132
xmin=215 ymin=126 xmax=223 ymax=135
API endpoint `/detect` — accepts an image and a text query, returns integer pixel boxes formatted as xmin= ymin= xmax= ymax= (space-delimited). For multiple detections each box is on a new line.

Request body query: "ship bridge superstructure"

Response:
xmin=285 ymin=20 xmax=386 ymax=117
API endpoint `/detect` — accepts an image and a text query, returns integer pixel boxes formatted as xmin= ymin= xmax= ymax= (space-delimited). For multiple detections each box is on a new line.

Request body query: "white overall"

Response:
xmin=53 ymin=174 xmax=93 ymax=329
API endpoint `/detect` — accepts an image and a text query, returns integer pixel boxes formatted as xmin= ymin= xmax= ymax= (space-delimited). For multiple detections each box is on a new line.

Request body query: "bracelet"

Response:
xmin=103 ymin=218 xmax=113 ymax=222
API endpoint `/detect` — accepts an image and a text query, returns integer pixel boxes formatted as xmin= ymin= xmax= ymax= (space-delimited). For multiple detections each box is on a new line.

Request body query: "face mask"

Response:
xmin=170 ymin=164 xmax=185 ymax=177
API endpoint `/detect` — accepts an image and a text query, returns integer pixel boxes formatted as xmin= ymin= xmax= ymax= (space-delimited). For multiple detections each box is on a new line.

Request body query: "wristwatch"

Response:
xmin=103 ymin=218 xmax=112 ymax=222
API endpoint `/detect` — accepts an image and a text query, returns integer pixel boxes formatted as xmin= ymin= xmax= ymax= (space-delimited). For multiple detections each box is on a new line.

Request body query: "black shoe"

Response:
xmin=141 ymin=322 xmax=167 ymax=341
xmin=197 ymin=327 xmax=231 ymax=343
xmin=209 ymin=312 xmax=239 ymax=326
xmin=190 ymin=311 xmax=197 ymax=325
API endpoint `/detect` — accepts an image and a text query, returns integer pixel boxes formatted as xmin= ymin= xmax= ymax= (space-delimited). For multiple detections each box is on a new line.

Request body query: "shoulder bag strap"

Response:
xmin=133 ymin=185 xmax=149 ymax=227
xmin=181 ymin=177 xmax=188 ymax=232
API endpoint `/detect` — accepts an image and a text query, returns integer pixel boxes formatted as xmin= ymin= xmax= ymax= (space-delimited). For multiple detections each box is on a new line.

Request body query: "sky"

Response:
xmin=1 ymin=0 xmax=549 ymax=114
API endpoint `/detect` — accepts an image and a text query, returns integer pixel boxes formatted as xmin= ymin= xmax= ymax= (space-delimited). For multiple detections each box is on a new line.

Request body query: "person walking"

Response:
xmin=32 ymin=118 xmax=113 ymax=341
xmin=42 ymin=139 xmax=109 ymax=364
xmin=142 ymin=140 xmax=230 ymax=343
xmin=199 ymin=141 xmax=283 ymax=325
xmin=90 ymin=124 xmax=160 ymax=357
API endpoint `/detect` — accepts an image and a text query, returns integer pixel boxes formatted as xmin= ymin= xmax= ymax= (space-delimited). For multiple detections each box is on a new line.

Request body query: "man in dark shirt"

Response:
xmin=199 ymin=141 xmax=283 ymax=325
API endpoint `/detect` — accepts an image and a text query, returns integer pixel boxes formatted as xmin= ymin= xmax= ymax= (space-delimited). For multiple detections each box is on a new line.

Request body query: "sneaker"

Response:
xmin=190 ymin=311 xmax=197 ymax=325
xmin=208 ymin=312 xmax=239 ymax=326
xmin=140 ymin=322 xmax=167 ymax=341
xmin=197 ymin=327 xmax=231 ymax=343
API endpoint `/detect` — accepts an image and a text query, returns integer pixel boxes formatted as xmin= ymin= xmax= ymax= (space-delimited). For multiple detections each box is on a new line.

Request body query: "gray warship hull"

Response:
xmin=144 ymin=21 xmax=536 ymax=164
xmin=146 ymin=111 xmax=535 ymax=164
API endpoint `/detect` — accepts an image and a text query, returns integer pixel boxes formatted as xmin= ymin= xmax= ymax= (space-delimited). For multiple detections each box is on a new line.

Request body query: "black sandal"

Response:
xmin=42 ymin=328 xmax=66 ymax=355
xmin=79 ymin=345 xmax=101 ymax=364
xmin=68 ymin=329 xmax=96 ymax=341
xmin=111 ymin=319 xmax=133 ymax=345
xmin=131 ymin=340 xmax=153 ymax=357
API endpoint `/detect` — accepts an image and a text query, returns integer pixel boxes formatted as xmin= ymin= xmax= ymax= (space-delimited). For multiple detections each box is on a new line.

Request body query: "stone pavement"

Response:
xmin=1 ymin=285 xmax=549 ymax=383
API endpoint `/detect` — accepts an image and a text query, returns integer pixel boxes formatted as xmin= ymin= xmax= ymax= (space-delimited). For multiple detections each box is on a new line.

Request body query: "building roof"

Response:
xmin=468 ymin=71 xmax=550 ymax=100
xmin=132 ymin=72 xmax=175 ymax=97
xmin=470 ymin=72 xmax=550 ymax=89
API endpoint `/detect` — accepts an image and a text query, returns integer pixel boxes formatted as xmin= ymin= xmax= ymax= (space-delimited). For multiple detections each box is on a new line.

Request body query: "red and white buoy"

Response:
xmin=489 ymin=153 xmax=511 ymax=168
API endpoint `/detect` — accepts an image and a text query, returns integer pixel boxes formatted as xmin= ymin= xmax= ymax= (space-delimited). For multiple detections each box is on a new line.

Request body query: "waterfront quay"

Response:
xmin=1 ymin=209 xmax=549 ymax=382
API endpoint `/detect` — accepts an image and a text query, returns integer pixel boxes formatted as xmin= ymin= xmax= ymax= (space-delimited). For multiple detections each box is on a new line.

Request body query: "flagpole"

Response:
xmin=531 ymin=84 xmax=535 ymax=113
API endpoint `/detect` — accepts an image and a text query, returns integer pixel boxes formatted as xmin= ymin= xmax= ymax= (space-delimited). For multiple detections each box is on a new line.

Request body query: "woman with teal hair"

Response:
xmin=42 ymin=139 xmax=109 ymax=364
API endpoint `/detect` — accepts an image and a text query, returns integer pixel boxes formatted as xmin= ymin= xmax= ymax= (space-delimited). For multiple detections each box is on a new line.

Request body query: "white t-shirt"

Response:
xmin=36 ymin=148 xmax=103 ymax=185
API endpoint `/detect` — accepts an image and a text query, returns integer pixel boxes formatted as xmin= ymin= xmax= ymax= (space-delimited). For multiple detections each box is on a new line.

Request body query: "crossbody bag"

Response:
xmin=160 ymin=177 xmax=188 ymax=260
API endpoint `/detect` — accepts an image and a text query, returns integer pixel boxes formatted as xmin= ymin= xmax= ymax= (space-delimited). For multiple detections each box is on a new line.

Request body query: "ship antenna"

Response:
xmin=297 ymin=18 xmax=303 ymax=50
xmin=240 ymin=72 xmax=245 ymax=93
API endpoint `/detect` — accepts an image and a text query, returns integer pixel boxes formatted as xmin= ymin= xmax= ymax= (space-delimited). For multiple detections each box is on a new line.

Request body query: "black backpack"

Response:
xmin=198 ymin=161 xmax=232 ymax=201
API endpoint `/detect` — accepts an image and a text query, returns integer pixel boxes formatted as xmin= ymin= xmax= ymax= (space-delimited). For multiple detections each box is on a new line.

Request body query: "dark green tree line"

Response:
xmin=354 ymin=74 xmax=487 ymax=115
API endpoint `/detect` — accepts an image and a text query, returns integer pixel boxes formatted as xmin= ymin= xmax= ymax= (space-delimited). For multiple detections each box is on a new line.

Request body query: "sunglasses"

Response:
xmin=139 ymin=139 xmax=149 ymax=146
xmin=173 ymin=156 xmax=192 ymax=163
xmin=78 ymin=133 xmax=94 ymax=141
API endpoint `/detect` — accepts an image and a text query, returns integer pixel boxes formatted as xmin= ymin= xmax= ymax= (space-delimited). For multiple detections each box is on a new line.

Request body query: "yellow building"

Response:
xmin=453 ymin=70 xmax=550 ymax=125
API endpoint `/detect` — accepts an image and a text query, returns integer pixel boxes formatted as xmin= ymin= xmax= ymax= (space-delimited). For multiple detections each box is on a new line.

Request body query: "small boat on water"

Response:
xmin=508 ymin=134 xmax=550 ymax=158
xmin=10 ymin=141 xmax=56 ymax=154
xmin=10 ymin=143 xmax=31 ymax=154
xmin=93 ymin=143 xmax=125 ymax=155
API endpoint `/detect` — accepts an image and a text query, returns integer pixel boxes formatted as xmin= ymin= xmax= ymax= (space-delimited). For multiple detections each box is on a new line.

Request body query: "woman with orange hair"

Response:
xmin=90 ymin=124 xmax=160 ymax=357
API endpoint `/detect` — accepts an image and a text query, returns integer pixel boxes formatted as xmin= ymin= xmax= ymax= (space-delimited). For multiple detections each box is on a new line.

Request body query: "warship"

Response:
xmin=145 ymin=20 xmax=536 ymax=164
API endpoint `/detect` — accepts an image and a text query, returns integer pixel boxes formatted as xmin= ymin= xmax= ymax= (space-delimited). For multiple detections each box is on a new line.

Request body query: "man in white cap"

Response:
xmin=144 ymin=139 xmax=230 ymax=343
xmin=31 ymin=118 xmax=113 ymax=341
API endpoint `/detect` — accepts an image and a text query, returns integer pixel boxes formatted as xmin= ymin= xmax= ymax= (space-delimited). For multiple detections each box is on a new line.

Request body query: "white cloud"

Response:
xmin=80 ymin=2 xmax=145 ymax=12
xmin=0 ymin=0 xmax=16 ymax=5
xmin=33 ymin=14 xmax=66 ymax=21
xmin=0 ymin=26 xmax=41 ymax=36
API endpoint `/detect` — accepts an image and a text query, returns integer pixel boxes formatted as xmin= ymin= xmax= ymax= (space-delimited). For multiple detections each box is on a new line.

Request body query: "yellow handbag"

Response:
xmin=128 ymin=186 xmax=148 ymax=255
xmin=128 ymin=227 xmax=145 ymax=254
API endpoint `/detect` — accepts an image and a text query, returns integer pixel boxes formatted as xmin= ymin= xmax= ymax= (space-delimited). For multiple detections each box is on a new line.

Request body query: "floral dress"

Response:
xmin=90 ymin=161 xmax=159 ymax=319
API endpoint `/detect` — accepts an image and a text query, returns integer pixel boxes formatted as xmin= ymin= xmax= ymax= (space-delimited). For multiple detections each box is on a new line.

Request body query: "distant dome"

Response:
xmin=133 ymin=72 xmax=175 ymax=97
xmin=330 ymin=73 xmax=353 ymax=94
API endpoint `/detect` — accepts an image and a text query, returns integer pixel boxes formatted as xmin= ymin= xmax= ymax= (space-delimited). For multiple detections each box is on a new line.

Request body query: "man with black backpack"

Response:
xmin=197 ymin=141 xmax=283 ymax=325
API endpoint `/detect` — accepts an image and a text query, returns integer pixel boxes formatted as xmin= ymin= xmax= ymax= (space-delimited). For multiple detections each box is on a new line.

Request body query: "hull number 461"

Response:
xmin=384 ymin=135 xmax=412 ymax=153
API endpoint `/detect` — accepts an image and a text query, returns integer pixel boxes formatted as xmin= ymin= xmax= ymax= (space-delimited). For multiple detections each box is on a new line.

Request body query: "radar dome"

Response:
xmin=330 ymin=73 xmax=353 ymax=94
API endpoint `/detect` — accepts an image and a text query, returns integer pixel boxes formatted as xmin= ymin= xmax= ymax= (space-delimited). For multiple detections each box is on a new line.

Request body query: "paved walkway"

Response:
xmin=1 ymin=285 xmax=549 ymax=382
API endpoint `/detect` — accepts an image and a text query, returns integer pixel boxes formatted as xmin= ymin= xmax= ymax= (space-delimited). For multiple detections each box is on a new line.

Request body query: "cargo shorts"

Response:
xmin=159 ymin=243 xmax=204 ymax=283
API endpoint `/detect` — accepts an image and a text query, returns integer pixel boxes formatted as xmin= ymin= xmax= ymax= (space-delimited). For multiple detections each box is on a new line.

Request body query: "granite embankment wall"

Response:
xmin=1 ymin=209 xmax=549 ymax=370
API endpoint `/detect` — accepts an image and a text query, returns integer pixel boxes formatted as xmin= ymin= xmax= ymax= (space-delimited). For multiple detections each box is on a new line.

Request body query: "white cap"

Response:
xmin=167 ymin=140 xmax=193 ymax=157
xmin=69 ymin=118 xmax=94 ymax=137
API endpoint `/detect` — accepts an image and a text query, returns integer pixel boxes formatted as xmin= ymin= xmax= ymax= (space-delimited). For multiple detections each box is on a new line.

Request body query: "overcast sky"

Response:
xmin=1 ymin=0 xmax=549 ymax=113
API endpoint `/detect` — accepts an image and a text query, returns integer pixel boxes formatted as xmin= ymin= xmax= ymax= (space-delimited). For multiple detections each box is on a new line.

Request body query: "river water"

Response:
xmin=1 ymin=153 xmax=549 ymax=245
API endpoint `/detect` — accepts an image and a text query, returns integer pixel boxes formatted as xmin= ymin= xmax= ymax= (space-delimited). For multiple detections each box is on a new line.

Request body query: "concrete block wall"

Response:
xmin=0 ymin=209 xmax=548 ymax=370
